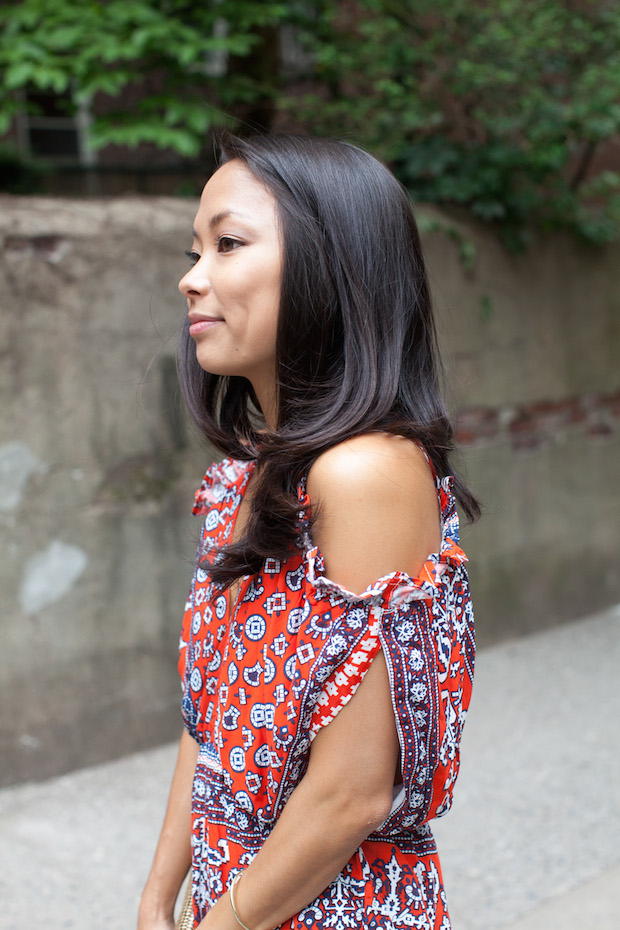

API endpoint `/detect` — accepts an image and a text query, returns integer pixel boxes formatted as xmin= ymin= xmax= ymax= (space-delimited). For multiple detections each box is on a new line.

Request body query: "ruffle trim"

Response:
xmin=305 ymin=540 xmax=467 ymax=609
xmin=192 ymin=458 xmax=254 ymax=516
xmin=302 ymin=473 xmax=467 ymax=609
xmin=190 ymin=457 xmax=467 ymax=609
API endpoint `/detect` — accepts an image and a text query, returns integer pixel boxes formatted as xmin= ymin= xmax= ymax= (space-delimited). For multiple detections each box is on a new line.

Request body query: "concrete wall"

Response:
xmin=423 ymin=211 xmax=620 ymax=643
xmin=0 ymin=196 xmax=203 ymax=785
xmin=1 ymin=196 xmax=618 ymax=785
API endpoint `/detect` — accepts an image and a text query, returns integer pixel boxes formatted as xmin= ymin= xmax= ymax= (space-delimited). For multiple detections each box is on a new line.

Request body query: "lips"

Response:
xmin=188 ymin=312 xmax=224 ymax=337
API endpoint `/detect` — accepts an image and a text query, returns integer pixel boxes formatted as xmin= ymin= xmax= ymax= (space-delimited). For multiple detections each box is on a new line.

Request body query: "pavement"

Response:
xmin=0 ymin=603 xmax=618 ymax=930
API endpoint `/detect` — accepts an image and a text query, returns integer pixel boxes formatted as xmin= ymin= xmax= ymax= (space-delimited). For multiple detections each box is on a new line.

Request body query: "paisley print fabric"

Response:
xmin=179 ymin=454 xmax=475 ymax=929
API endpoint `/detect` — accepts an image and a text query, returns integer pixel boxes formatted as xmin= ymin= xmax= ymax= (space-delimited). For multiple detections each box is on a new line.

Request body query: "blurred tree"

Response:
xmin=1 ymin=0 xmax=619 ymax=244
xmin=297 ymin=0 xmax=620 ymax=246
xmin=0 ymin=0 xmax=298 ymax=154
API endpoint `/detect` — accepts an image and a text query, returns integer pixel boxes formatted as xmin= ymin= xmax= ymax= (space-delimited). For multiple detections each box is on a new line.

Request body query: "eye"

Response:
xmin=217 ymin=236 xmax=241 ymax=253
xmin=184 ymin=250 xmax=200 ymax=266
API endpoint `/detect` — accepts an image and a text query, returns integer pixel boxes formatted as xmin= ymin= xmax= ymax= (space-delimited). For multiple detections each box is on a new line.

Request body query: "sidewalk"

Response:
xmin=0 ymin=604 xmax=618 ymax=930
xmin=433 ymin=602 xmax=620 ymax=929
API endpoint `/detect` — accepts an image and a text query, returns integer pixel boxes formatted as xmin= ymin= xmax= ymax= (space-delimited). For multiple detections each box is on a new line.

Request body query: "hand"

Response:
xmin=137 ymin=918 xmax=174 ymax=930
xmin=137 ymin=896 xmax=175 ymax=930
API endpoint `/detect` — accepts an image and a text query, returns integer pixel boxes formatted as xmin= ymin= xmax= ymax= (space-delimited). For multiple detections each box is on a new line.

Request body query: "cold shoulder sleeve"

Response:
xmin=300 ymin=474 xmax=475 ymax=832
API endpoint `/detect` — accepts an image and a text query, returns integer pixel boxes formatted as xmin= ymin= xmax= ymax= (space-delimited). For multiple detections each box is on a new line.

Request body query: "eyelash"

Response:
xmin=184 ymin=236 xmax=240 ymax=265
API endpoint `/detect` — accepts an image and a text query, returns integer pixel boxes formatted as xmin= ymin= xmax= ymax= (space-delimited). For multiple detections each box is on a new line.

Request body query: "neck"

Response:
xmin=253 ymin=379 xmax=278 ymax=432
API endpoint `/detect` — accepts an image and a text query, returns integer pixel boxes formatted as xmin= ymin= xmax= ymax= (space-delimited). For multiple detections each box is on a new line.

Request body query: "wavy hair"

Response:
xmin=178 ymin=133 xmax=479 ymax=584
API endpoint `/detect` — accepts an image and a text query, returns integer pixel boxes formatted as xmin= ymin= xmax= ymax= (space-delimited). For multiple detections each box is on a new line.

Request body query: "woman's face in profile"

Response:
xmin=179 ymin=159 xmax=282 ymax=406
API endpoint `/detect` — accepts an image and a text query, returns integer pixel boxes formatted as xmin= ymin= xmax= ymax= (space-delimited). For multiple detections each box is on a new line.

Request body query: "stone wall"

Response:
xmin=1 ymin=196 xmax=618 ymax=785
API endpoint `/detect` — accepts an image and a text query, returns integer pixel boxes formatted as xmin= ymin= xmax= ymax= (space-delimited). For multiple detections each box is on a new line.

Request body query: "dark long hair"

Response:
xmin=178 ymin=133 xmax=480 ymax=585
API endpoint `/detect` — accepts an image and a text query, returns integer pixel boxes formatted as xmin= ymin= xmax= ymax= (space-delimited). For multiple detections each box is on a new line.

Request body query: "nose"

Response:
xmin=179 ymin=256 xmax=209 ymax=299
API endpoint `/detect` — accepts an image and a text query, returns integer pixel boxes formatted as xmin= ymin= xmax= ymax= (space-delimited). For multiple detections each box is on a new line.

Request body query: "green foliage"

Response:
xmin=1 ymin=0 xmax=619 ymax=244
xmin=0 ymin=0 xmax=296 ymax=154
xmin=295 ymin=0 xmax=620 ymax=247
xmin=416 ymin=211 xmax=478 ymax=271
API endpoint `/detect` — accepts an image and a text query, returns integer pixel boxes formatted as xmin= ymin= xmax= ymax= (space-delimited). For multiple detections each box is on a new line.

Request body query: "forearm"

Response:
xmin=200 ymin=770 xmax=390 ymax=930
xmin=200 ymin=651 xmax=398 ymax=930
xmin=139 ymin=729 xmax=198 ymax=923
xmin=242 ymin=775 xmax=386 ymax=928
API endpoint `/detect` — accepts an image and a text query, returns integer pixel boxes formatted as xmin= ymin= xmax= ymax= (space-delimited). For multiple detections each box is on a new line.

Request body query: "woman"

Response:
xmin=138 ymin=133 xmax=478 ymax=930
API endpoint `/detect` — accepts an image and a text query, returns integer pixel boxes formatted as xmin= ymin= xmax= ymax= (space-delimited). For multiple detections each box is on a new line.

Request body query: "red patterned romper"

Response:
xmin=178 ymin=454 xmax=475 ymax=929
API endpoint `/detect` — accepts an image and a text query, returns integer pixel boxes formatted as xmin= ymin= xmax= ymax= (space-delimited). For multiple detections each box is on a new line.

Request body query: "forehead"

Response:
xmin=197 ymin=159 xmax=278 ymax=222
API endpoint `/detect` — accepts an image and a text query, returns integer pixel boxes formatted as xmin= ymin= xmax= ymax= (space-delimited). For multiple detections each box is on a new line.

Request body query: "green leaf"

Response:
xmin=1 ymin=0 xmax=619 ymax=245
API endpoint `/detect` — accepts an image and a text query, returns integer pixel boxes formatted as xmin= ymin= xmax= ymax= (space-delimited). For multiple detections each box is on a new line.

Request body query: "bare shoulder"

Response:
xmin=307 ymin=434 xmax=441 ymax=593
xmin=307 ymin=432 xmax=434 ymax=501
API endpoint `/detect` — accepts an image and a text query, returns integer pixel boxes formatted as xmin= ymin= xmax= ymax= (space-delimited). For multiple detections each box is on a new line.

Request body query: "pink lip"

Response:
xmin=189 ymin=318 xmax=223 ymax=337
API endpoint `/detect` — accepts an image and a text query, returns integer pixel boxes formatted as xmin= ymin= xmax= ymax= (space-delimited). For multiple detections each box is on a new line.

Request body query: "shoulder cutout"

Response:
xmin=307 ymin=434 xmax=441 ymax=595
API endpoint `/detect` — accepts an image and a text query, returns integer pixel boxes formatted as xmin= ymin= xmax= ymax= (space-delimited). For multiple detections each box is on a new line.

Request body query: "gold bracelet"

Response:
xmin=229 ymin=871 xmax=253 ymax=930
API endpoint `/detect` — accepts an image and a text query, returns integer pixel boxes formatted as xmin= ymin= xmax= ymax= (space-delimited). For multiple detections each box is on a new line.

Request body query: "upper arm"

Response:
xmin=301 ymin=435 xmax=439 ymax=822
xmin=307 ymin=434 xmax=441 ymax=595
xmin=305 ymin=648 xmax=399 ymax=824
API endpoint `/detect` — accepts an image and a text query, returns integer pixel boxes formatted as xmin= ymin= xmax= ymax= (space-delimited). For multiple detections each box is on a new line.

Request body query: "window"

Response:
xmin=15 ymin=89 xmax=95 ymax=165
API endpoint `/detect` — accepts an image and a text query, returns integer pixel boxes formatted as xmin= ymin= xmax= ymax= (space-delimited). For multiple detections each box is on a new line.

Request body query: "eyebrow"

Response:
xmin=191 ymin=210 xmax=252 ymax=238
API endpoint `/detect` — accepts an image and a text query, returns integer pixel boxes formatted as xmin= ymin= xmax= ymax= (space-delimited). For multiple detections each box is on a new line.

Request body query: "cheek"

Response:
xmin=223 ymin=264 xmax=271 ymax=306
xmin=259 ymin=282 xmax=281 ymax=335
xmin=263 ymin=261 xmax=282 ymax=312
xmin=221 ymin=255 xmax=281 ymax=326
xmin=250 ymin=288 xmax=279 ymax=356
xmin=246 ymin=264 xmax=281 ymax=320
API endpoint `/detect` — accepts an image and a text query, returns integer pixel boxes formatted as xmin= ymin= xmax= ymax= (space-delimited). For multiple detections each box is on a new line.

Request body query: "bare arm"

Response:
xmin=138 ymin=729 xmax=199 ymax=930
xmin=201 ymin=649 xmax=398 ymax=930
xmin=199 ymin=435 xmax=439 ymax=930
